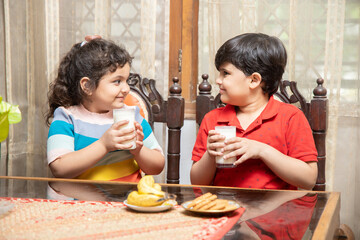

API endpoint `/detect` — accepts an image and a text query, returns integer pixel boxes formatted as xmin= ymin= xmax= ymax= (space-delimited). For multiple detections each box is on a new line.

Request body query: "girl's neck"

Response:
xmin=81 ymin=101 xmax=109 ymax=114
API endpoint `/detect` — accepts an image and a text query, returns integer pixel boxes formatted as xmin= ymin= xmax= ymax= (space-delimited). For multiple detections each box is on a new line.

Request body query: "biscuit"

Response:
xmin=209 ymin=199 xmax=228 ymax=210
xmin=188 ymin=193 xmax=237 ymax=211
xmin=193 ymin=194 xmax=217 ymax=210
xmin=187 ymin=192 xmax=212 ymax=208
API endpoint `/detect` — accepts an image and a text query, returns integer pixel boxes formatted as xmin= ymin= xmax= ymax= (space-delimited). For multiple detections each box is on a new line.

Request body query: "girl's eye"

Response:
xmin=223 ymin=71 xmax=229 ymax=76
xmin=114 ymin=80 xmax=121 ymax=84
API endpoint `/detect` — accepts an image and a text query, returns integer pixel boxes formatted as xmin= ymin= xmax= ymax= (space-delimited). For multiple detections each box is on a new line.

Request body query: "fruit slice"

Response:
xmin=137 ymin=175 xmax=165 ymax=197
xmin=127 ymin=191 xmax=164 ymax=207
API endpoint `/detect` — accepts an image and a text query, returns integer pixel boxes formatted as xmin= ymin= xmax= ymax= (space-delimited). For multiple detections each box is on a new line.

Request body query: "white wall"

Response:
xmin=153 ymin=120 xmax=196 ymax=185
xmin=179 ymin=120 xmax=197 ymax=185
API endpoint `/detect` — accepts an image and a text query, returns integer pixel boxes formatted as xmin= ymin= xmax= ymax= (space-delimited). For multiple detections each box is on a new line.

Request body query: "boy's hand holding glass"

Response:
xmin=207 ymin=126 xmax=236 ymax=168
xmin=206 ymin=129 xmax=226 ymax=158
xmin=213 ymin=126 xmax=237 ymax=168
xmin=223 ymin=137 xmax=268 ymax=166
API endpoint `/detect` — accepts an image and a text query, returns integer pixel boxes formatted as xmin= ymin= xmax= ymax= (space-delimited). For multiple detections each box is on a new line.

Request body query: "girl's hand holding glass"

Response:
xmin=99 ymin=120 xmax=136 ymax=152
xmin=130 ymin=122 xmax=144 ymax=155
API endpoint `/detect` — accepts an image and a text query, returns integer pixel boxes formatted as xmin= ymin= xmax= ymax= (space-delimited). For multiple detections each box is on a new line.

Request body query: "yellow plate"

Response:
xmin=181 ymin=200 xmax=241 ymax=215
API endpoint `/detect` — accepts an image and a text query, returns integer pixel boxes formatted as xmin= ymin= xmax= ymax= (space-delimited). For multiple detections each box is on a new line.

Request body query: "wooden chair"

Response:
xmin=125 ymin=73 xmax=184 ymax=184
xmin=196 ymin=74 xmax=328 ymax=191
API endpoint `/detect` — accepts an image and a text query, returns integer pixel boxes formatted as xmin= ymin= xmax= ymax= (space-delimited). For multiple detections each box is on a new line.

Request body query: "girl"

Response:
xmin=45 ymin=39 xmax=164 ymax=182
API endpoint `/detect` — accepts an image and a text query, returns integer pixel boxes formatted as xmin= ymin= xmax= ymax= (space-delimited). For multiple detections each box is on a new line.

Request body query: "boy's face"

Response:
xmin=86 ymin=63 xmax=131 ymax=113
xmin=216 ymin=62 xmax=252 ymax=106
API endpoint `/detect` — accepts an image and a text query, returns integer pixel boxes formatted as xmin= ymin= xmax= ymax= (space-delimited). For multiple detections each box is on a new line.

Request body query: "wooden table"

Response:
xmin=0 ymin=176 xmax=340 ymax=239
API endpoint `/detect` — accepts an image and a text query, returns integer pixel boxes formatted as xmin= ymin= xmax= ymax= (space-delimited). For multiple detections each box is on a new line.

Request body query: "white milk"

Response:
xmin=215 ymin=126 xmax=237 ymax=168
xmin=113 ymin=106 xmax=136 ymax=150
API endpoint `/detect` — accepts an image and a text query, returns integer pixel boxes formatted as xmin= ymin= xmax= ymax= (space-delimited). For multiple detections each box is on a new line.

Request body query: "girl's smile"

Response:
xmin=82 ymin=63 xmax=131 ymax=113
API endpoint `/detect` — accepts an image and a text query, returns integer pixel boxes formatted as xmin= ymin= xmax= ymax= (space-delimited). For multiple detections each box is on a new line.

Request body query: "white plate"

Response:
xmin=181 ymin=200 xmax=241 ymax=215
xmin=123 ymin=200 xmax=173 ymax=212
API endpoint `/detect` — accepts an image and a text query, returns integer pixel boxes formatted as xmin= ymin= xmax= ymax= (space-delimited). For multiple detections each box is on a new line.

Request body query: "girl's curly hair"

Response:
xmin=45 ymin=39 xmax=132 ymax=126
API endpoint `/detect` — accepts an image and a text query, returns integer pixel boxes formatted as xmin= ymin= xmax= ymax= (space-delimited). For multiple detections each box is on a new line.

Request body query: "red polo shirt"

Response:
xmin=192 ymin=96 xmax=317 ymax=190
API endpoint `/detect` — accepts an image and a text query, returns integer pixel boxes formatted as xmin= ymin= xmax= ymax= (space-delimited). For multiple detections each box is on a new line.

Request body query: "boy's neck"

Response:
xmin=236 ymin=94 xmax=269 ymax=114
xmin=235 ymin=94 xmax=269 ymax=130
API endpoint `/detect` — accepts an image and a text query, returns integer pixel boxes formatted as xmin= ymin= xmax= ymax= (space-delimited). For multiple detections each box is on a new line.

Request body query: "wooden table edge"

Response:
xmin=312 ymin=191 xmax=341 ymax=240
xmin=0 ymin=176 xmax=322 ymax=192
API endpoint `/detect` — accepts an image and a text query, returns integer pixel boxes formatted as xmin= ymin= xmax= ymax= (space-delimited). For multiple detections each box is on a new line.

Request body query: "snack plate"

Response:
xmin=181 ymin=200 xmax=241 ymax=215
xmin=123 ymin=200 xmax=173 ymax=213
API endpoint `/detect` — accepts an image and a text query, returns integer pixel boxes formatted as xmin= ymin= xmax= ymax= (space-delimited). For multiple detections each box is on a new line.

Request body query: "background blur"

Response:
xmin=0 ymin=0 xmax=359 ymax=237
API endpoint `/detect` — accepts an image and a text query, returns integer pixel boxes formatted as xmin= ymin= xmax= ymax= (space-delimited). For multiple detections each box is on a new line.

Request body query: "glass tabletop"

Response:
xmin=0 ymin=177 xmax=335 ymax=239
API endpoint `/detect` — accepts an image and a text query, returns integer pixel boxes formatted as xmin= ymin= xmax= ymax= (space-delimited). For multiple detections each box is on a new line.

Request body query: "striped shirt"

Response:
xmin=47 ymin=104 xmax=162 ymax=181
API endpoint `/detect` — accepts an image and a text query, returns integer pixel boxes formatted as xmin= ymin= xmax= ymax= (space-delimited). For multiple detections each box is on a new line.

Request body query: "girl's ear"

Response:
xmin=80 ymin=77 xmax=92 ymax=95
xmin=249 ymin=72 xmax=262 ymax=89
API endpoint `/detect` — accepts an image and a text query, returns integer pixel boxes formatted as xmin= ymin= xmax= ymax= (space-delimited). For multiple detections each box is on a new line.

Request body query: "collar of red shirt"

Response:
xmin=216 ymin=96 xmax=280 ymax=127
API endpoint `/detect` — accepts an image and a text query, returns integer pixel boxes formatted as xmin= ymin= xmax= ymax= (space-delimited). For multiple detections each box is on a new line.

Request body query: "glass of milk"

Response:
xmin=113 ymin=106 xmax=136 ymax=150
xmin=215 ymin=126 xmax=236 ymax=168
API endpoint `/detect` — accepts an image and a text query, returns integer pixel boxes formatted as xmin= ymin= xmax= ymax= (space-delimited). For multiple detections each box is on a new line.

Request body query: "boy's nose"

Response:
xmin=215 ymin=77 xmax=222 ymax=85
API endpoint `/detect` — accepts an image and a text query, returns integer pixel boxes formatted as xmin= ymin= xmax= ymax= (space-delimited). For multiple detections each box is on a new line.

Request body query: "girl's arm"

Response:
xmin=49 ymin=121 xmax=136 ymax=178
xmin=131 ymin=147 xmax=164 ymax=175
xmin=129 ymin=122 xmax=165 ymax=175
xmin=49 ymin=140 xmax=108 ymax=178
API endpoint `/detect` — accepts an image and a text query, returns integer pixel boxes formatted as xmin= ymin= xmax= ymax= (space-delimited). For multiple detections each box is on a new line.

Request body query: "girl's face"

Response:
xmin=216 ymin=62 xmax=252 ymax=106
xmin=86 ymin=63 xmax=131 ymax=113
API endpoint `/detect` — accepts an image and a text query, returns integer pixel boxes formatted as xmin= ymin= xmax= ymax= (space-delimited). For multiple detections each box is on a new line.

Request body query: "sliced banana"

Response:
xmin=127 ymin=191 xmax=164 ymax=207
xmin=137 ymin=175 xmax=165 ymax=197
xmin=126 ymin=175 xmax=168 ymax=207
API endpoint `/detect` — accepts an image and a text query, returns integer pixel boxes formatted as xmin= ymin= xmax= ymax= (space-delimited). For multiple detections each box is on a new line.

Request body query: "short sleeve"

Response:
xmin=286 ymin=111 xmax=318 ymax=162
xmin=136 ymin=107 xmax=164 ymax=155
xmin=192 ymin=114 xmax=210 ymax=162
xmin=47 ymin=108 xmax=75 ymax=164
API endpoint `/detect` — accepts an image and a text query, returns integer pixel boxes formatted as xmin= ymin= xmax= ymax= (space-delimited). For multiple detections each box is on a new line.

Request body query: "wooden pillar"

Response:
xmin=196 ymin=74 xmax=215 ymax=125
xmin=166 ymin=77 xmax=184 ymax=184
xmin=310 ymin=78 xmax=328 ymax=191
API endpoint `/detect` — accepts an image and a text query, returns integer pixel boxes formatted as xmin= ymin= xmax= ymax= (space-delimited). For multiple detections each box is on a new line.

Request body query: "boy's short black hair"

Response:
xmin=215 ymin=33 xmax=287 ymax=96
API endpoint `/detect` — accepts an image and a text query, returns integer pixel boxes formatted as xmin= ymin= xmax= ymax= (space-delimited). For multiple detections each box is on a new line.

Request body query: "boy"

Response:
xmin=190 ymin=33 xmax=318 ymax=190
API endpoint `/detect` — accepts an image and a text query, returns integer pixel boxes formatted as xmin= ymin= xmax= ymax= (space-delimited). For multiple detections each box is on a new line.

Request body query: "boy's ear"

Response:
xmin=80 ymin=77 xmax=92 ymax=95
xmin=249 ymin=72 xmax=262 ymax=89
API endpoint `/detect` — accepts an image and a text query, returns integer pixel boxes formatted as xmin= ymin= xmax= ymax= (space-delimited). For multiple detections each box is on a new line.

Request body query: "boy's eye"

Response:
xmin=223 ymin=71 xmax=229 ymax=75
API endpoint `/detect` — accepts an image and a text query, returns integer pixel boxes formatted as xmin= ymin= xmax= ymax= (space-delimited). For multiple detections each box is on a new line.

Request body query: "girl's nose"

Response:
xmin=121 ymin=82 xmax=130 ymax=94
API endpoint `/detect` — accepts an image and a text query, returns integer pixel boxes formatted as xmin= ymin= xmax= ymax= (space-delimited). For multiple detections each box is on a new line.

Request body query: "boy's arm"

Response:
xmin=259 ymin=145 xmax=318 ymax=190
xmin=190 ymin=128 xmax=225 ymax=185
xmin=190 ymin=151 xmax=217 ymax=185
xmin=226 ymin=138 xmax=318 ymax=190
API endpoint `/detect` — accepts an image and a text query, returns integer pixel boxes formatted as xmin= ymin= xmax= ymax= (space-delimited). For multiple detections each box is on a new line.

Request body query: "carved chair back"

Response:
xmin=196 ymin=74 xmax=328 ymax=191
xmin=125 ymin=74 xmax=184 ymax=184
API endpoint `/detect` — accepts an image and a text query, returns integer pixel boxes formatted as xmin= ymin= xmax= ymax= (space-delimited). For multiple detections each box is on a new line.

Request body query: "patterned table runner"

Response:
xmin=0 ymin=198 xmax=245 ymax=240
